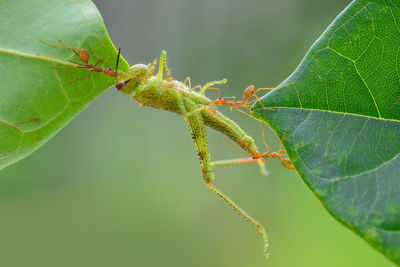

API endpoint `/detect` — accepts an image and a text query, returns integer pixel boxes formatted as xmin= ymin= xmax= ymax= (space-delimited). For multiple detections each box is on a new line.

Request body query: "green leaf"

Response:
xmin=0 ymin=0 xmax=129 ymax=170
xmin=253 ymin=0 xmax=400 ymax=264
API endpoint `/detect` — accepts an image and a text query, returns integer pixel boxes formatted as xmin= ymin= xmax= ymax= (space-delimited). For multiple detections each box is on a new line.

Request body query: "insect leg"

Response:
xmin=191 ymin=85 xmax=201 ymax=91
xmin=68 ymin=69 xmax=94 ymax=83
xmin=210 ymin=158 xmax=268 ymax=176
xmin=87 ymin=45 xmax=113 ymax=69
xmin=205 ymin=184 xmax=269 ymax=258
xmin=156 ymin=50 xmax=167 ymax=82
xmin=203 ymin=87 xmax=221 ymax=98
xmin=209 ymin=136 xmax=268 ymax=176
xmin=198 ymin=79 xmax=227 ymax=94
xmin=253 ymin=81 xmax=295 ymax=96
xmin=183 ymin=77 xmax=192 ymax=88
xmin=39 ymin=39 xmax=80 ymax=58
xmin=248 ymin=82 xmax=295 ymax=110
xmin=36 ymin=54 xmax=84 ymax=66
xmin=183 ymin=101 xmax=269 ymax=257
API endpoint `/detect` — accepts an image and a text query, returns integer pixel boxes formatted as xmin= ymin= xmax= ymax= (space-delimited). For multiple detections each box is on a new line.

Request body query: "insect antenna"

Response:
xmin=115 ymin=48 xmax=121 ymax=78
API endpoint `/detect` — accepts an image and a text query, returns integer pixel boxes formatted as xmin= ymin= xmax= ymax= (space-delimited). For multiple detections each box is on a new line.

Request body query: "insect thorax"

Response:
xmin=132 ymin=78 xmax=211 ymax=115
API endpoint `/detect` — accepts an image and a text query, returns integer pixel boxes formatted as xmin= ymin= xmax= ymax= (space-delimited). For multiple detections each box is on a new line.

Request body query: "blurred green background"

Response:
xmin=0 ymin=0 xmax=394 ymax=266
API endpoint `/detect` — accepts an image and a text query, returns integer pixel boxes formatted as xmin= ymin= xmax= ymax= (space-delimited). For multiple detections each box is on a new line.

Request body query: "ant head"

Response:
xmin=104 ymin=67 xmax=113 ymax=75
xmin=115 ymin=63 xmax=154 ymax=94
xmin=214 ymin=97 xmax=225 ymax=105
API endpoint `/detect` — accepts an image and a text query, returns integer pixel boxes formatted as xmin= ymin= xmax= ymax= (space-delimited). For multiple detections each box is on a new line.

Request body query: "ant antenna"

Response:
xmin=115 ymin=48 xmax=121 ymax=78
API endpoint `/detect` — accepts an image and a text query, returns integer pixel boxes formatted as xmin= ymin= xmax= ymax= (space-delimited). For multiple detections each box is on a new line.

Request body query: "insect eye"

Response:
xmin=116 ymin=81 xmax=125 ymax=91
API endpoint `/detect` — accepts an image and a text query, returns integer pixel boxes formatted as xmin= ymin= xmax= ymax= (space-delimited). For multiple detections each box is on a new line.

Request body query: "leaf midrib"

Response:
xmin=0 ymin=47 xmax=76 ymax=66
xmin=252 ymin=106 xmax=400 ymax=123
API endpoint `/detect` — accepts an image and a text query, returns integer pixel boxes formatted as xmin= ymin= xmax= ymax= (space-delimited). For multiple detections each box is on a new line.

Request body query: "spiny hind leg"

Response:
xmin=206 ymin=182 xmax=269 ymax=258
xmin=183 ymin=100 xmax=269 ymax=257
xmin=156 ymin=50 xmax=168 ymax=82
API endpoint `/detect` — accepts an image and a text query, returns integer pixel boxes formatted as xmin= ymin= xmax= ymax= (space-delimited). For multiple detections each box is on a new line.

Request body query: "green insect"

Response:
xmin=115 ymin=50 xmax=271 ymax=256
xmin=39 ymin=40 xmax=294 ymax=258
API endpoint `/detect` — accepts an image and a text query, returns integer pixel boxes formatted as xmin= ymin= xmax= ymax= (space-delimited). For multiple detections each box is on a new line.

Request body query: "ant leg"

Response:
xmin=245 ymin=94 xmax=275 ymax=112
xmin=69 ymin=70 xmax=94 ymax=83
xmin=41 ymin=39 xmax=91 ymax=65
xmin=225 ymin=137 xmax=246 ymax=157
xmin=53 ymin=66 xmax=87 ymax=69
xmin=259 ymin=121 xmax=271 ymax=153
xmin=183 ymin=78 xmax=203 ymax=93
xmin=191 ymin=85 xmax=201 ymax=91
xmin=262 ymin=128 xmax=294 ymax=170
xmin=183 ymin=77 xmax=193 ymax=91
xmin=203 ymin=87 xmax=221 ymax=98
xmin=253 ymin=82 xmax=295 ymax=96
xmin=248 ymin=82 xmax=295 ymax=108
xmin=87 ymin=45 xmax=112 ymax=68
xmin=36 ymin=54 xmax=84 ymax=66
xmin=209 ymin=121 xmax=273 ymax=176
xmin=57 ymin=39 xmax=81 ymax=52
xmin=39 ymin=39 xmax=80 ymax=58
xmin=69 ymin=77 xmax=89 ymax=82
xmin=276 ymin=130 xmax=287 ymax=153
xmin=232 ymin=106 xmax=256 ymax=120
xmin=274 ymin=131 xmax=294 ymax=170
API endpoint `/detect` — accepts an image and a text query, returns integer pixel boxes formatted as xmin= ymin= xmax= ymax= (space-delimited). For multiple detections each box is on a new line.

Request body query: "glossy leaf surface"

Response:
xmin=0 ymin=0 xmax=128 ymax=169
xmin=253 ymin=0 xmax=400 ymax=264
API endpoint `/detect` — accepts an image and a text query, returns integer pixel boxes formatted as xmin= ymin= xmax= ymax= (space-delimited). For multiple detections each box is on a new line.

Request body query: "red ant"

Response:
xmin=37 ymin=39 xmax=121 ymax=82
xmin=247 ymin=126 xmax=294 ymax=170
xmin=219 ymin=122 xmax=294 ymax=171
xmin=212 ymin=82 xmax=295 ymax=117
xmin=257 ymin=126 xmax=294 ymax=170
xmin=211 ymin=83 xmax=295 ymax=170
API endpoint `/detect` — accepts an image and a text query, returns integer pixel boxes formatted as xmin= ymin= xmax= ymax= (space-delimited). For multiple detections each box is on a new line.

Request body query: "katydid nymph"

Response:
xmin=38 ymin=40 xmax=294 ymax=258
xmin=115 ymin=51 xmax=295 ymax=258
